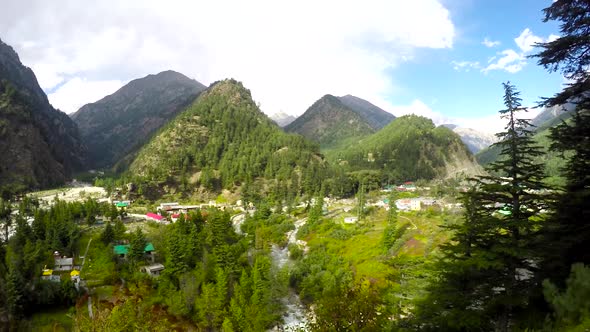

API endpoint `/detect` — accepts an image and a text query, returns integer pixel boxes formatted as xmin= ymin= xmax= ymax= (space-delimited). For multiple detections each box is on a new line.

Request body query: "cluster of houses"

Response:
xmin=365 ymin=196 xmax=439 ymax=212
xmin=40 ymin=251 xmax=81 ymax=286
xmin=145 ymin=201 xmax=236 ymax=224
xmin=394 ymin=197 xmax=439 ymax=211
xmin=382 ymin=182 xmax=418 ymax=193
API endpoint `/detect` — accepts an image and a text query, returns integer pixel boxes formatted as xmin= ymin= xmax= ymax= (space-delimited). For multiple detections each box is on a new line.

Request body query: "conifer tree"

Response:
xmin=533 ymin=0 xmax=590 ymax=285
xmin=100 ymin=222 xmax=115 ymax=244
xmin=128 ymin=228 xmax=147 ymax=264
xmin=113 ymin=219 xmax=126 ymax=241
xmin=6 ymin=266 xmax=24 ymax=321
xmin=0 ymin=198 xmax=12 ymax=243
xmin=416 ymin=82 xmax=548 ymax=331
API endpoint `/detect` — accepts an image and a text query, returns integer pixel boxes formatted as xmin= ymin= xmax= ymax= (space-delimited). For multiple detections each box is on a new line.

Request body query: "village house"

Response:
xmin=41 ymin=267 xmax=61 ymax=282
xmin=157 ymin=202 xmax=202 ymax=214
xmin=395 ymin=198 xmax=422 ymax=211
xmin=396 ymin=182 xmax=417 ymax=192
xmin=141 ymin=263 xmax=165 ymax=277
xmin=53 ymin=251 xmax=74 ymax=271
xmin=146 ymin=212 xmax=164 ymax=222
xmin=114 ymin=242 xmax=156 ymax=262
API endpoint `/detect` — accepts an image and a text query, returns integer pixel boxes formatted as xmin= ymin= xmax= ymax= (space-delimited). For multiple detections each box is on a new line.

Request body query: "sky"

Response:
xmin=0 ymin=0 xmax=564 ymax=133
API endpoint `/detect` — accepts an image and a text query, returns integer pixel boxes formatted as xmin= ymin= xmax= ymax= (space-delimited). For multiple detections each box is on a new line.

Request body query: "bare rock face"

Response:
xmin=71 ymin=70 xmax=206 ymax=169
xmin=0 ymin=38 xmax=86 ymax=191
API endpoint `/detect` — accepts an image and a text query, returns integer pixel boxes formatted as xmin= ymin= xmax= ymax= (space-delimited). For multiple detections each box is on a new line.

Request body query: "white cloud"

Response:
xmin=0 ymin=0 xmax=455 ymax=115
xmin=371 ymin=97 xmax=542 ymax=136
xmin=482 ymin=37 xmax=500 ymax=48
xmin=387 ymin=99 xmax=454 ymax=126
xmin=451 ymin=60 xmax=480 ymax=72
xmin=514 ymin=28 xmax=543 ymax=53
xmin=481 ymin=28 xmax=558 ymax=74
xmin=48 ymin=78 xmax=125 ymax=113
xmin=482 ymin=49 xmax=526 ymax=74
xmin=384 ymin=99 xmax=502 ymax=134
xmin=547 ymin=34 xmax=559 ymax=43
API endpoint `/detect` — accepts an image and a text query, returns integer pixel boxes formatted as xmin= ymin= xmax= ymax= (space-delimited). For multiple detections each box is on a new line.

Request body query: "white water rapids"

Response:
xmin=232 ymin=214 xmax=311 ymax=330
xmin=270 ymin=218 xmax=310 ymax=331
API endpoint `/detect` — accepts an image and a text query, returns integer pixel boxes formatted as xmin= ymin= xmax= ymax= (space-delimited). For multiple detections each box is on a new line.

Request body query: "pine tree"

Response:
xmin=387 ymin=191 xmax=398 ymax=224
xmin=6 ymin=266 xmax=25 ymax=321
xmin=0 ymin=198 xmax=12 ymax=243
xmin=113 ymin=219 xmax=126 ymax=241
xmin=416 ymin=82 xmax=548 ymax=331
xmin=128 ymin=228 xmax=147 ymax=264
xmin=533 ymin=0 xmax=590 ymax=286
xmin=100 ymin=222 xmax=115 ymax=245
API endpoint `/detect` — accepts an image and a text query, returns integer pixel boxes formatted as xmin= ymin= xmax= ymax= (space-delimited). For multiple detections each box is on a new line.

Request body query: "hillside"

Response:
xmin=129 ymin=79 xmax=326 ymax=196
xmin=0 ymin=38 xmax=86 ymax=192
xmin=285 ymin=94 xmax=394 ymax=149
xmin=531 ymin=103 xmax=575 ymax=129
xmin=71 ymin=70 xmax=205 ymax=169
xmin=337 ymin=94 xmax=395 ymax=130
xmin=330 ymin=115 xmax=482 ymax=181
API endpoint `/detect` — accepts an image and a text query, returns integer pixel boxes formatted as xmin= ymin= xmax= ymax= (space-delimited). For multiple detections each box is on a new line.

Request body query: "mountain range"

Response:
xmin=0 ymin=38 xmax=85 ymax=192
xmin=71 ymin=70 xmax=205 ymax=170
xmin=0 ymin=37 xmax=496 ymax=195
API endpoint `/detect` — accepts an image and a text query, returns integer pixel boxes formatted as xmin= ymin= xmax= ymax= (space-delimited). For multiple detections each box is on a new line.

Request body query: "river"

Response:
xmin=270 ymin=218 xmax=310 ymax=331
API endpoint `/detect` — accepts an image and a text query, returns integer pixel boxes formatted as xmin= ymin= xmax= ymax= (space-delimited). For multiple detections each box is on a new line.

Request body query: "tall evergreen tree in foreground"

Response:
xmin=415 ymin=82 xmax=548 ymax=331
xmin=532 ymin=0 xmax=590 ymax=286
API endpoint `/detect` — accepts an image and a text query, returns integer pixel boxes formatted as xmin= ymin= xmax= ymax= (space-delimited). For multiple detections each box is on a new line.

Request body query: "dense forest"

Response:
xmin=329 ymin=115 xmax=480 ymax=182
xmin=129 ymin=79 xmax=329 ymax=200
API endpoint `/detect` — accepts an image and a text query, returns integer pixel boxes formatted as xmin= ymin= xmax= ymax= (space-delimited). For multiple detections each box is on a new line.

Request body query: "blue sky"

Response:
xmin=1 ymin=0 xmax=563 ymax=133
xmin=389 ymin=0 xmax=562 ymax=123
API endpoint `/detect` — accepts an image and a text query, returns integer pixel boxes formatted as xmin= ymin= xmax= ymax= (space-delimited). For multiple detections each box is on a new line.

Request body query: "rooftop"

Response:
xmin=114 ymin=242 xmax=155 ymax=255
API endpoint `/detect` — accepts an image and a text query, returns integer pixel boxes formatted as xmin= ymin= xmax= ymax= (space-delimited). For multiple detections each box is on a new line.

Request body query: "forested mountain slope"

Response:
xmin=285 ymin=94 xmax=394 ymax=149
xmin=285 ymin=95 xmax=375 ymax=148
xmin=0 ymin=38 xmax=86 ymax=192
xmin=130 ymin=79 xmax=326 ymax=196
xmin=330 ymin=115 xmax=482 ymax=181
xmin=72 ymin=70 xmax=205 ymax=169
xmin=337 ymin=94 xmax=395 ymax=130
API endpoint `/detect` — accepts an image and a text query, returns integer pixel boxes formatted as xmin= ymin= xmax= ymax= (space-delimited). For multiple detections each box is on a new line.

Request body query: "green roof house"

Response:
xmin=113 ymin=243 xmax=155 ymax=259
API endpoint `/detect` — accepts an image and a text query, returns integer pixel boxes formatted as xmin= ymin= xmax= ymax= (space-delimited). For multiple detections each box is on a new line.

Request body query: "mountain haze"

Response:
xmin=441 ymin=124 xmax=497 ymax=154
xmin=72 ymin=70 xmax=205 ymax=169
xmin=285 ymin=94 xmax=394 ymax=148
xmin=270 ymin=111 xmax=296 ymax=127
xmin=0 ymin=38 xmax=86 ymax=191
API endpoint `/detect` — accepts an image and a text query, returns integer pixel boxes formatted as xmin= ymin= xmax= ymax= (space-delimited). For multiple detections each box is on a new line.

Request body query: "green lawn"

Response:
xmin=303 ymin=207 xmax=456 ymax=285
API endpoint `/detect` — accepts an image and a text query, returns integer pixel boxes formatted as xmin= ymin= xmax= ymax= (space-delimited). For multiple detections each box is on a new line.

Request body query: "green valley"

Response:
xmin=1 ymin=0 xmax=590 ymax=331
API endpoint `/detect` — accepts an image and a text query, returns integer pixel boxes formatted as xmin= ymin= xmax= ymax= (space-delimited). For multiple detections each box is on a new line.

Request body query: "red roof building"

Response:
xmin=146 ymin=213 xmax=163 ymax=221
